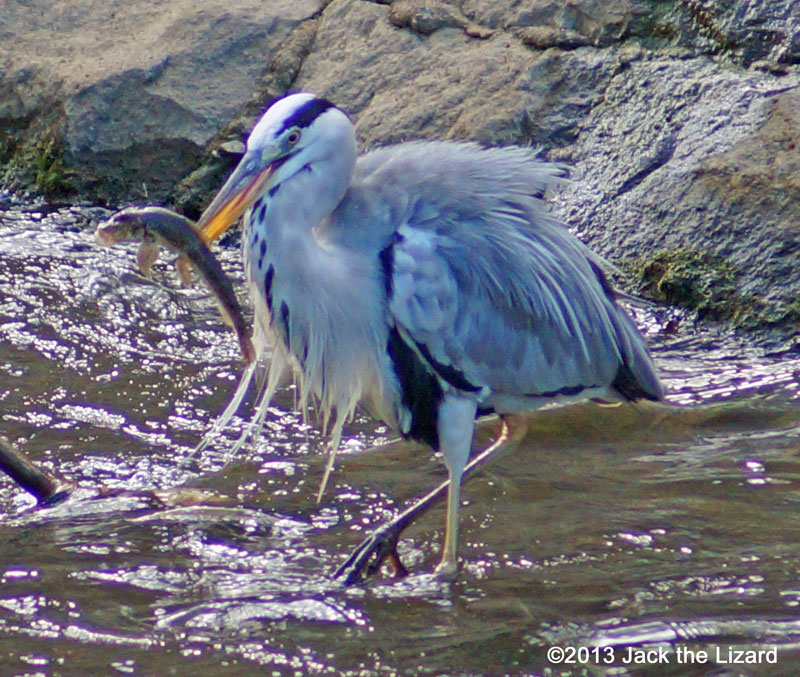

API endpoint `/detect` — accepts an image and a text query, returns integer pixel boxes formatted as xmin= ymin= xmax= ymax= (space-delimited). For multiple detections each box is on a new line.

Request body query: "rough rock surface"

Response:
xmin=1 ymin=0 xmax=798 ymax=335
xmin=555 ymin=55 xmax=800 ymax=332
xmin=0 ymin=0 xmax=322 ymax=201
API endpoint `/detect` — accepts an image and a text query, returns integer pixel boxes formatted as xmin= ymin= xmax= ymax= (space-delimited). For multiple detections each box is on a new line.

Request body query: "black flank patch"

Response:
xmin=264 ymin=265 xmax=275 ymax=313
xmin=528 ymin=383 xmax=590 ymax=399
xmin=276 ymin=97 xmax=336 ymax=134
xmin=415 ymin=342 xmax=480 ymax=393
xmin=387 ymin=327 xmax=442 ymax=449
xmin=378 ymin=232 xmax=402 ymax=298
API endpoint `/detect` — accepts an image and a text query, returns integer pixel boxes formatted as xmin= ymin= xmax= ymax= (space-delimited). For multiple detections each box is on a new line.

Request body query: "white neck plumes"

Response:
xmin=239 ymin=105 xmax=383 ymax=499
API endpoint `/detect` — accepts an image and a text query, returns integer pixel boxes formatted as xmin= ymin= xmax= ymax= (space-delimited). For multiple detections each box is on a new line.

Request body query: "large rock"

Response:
xmin=1 ymin=0 xmax=798 ymax=335
xmin=292 ymin=0 xmax=800 ymax=337
xmin=296 ymin=0 xmax=619 ymax=147
xmin=0 ymin=0 xmax=322 ymax=202
xmin=553 ymin=55 xmax=800 ymax=332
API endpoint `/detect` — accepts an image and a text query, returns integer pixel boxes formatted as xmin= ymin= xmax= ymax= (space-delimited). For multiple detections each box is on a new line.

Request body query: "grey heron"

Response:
xmin=194 ymin=93 xmax=664 ymax=579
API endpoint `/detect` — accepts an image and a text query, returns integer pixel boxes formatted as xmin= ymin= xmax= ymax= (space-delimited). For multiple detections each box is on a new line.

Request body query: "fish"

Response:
xmin=95 ymin=206 xmax=256 ymax=364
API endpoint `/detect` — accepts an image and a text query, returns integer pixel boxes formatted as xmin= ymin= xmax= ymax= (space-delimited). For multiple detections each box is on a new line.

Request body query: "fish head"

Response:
xmin=94 ymin=208 xmax=149 ymax=246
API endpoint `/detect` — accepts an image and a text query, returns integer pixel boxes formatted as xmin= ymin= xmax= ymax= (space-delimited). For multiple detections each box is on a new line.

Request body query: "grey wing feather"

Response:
xmin=328 ymin=141 xmax=662 ymax=405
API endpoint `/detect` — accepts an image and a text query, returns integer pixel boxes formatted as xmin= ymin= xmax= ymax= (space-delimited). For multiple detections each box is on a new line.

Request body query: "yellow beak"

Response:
xmin=196 ymin=161 xmax=276 ymax=244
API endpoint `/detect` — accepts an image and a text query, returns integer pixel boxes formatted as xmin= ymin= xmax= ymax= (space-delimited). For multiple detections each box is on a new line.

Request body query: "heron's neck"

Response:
xmin=243 ymin=148 xmax=357 ymax=316
xmin=263 ymin=149 xmax=352 ymax=241
xmin=242 ymin=145 xmax=383 ymax=427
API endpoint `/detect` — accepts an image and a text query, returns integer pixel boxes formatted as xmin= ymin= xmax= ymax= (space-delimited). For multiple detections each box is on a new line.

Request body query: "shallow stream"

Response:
xmin=0 ymin=194 xmax=799 ymax=675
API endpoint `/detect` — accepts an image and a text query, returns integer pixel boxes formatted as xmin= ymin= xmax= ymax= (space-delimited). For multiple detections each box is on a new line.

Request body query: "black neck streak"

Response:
xmin=279 ymin=300 xmax=291 ymax=347
xmin=264 ymin=265 xmax=275 ymax=315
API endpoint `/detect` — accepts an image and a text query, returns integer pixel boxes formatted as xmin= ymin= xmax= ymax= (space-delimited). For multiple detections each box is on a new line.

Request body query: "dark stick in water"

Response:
xmin=95 ymin=206 xmax=256 ymax=364
xmin=0 ymin=437 xmax=245 ymax=511
xmin=0 ymin=437 xmax=73 ymax=505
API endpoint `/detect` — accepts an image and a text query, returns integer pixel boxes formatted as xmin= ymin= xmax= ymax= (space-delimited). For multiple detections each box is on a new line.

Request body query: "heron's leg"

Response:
xmin=334 ymin=415 xmax=527 ymax=585
xmin=435 ymin=395 xmax=477 ymax=576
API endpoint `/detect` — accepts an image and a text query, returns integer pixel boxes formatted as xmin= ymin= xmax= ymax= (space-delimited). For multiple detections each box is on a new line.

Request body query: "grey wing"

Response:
xmin=388 ymin=221 xmax=662 ymax=411
xmin=370 ymin=145 xmax=663 ymax=409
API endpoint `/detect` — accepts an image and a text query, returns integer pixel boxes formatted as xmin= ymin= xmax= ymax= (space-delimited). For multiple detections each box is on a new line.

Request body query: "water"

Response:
xmin=0 ymin=193 xmax=799 ymax=675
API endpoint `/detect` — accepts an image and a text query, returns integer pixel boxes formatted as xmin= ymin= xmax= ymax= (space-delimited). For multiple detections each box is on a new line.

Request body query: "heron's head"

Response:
xmin=197 ymin=93 xmax=356 ymax=243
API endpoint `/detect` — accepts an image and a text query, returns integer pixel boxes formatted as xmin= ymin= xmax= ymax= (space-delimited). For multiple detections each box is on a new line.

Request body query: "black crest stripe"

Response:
xmin=277 ymin=97 xmax=336 ymax=134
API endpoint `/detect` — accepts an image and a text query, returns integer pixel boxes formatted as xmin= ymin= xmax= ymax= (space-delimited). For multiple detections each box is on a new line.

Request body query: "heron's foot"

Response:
xmin=333 ymin=521 xmax=408 ymax=586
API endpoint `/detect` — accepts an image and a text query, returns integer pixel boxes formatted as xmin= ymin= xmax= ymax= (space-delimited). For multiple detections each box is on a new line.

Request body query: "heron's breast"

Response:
xmin=245 ymin=222 xmax=393 ymax=418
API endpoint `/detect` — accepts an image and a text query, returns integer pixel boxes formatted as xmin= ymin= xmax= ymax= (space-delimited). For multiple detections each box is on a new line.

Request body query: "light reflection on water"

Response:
xmin=0 ymin=194 xmax=799 ymax=674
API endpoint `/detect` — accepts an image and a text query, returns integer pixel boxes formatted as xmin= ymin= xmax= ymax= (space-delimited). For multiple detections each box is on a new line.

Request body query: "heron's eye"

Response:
xmin=286 ymin=129 xmax=301 ymax=146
